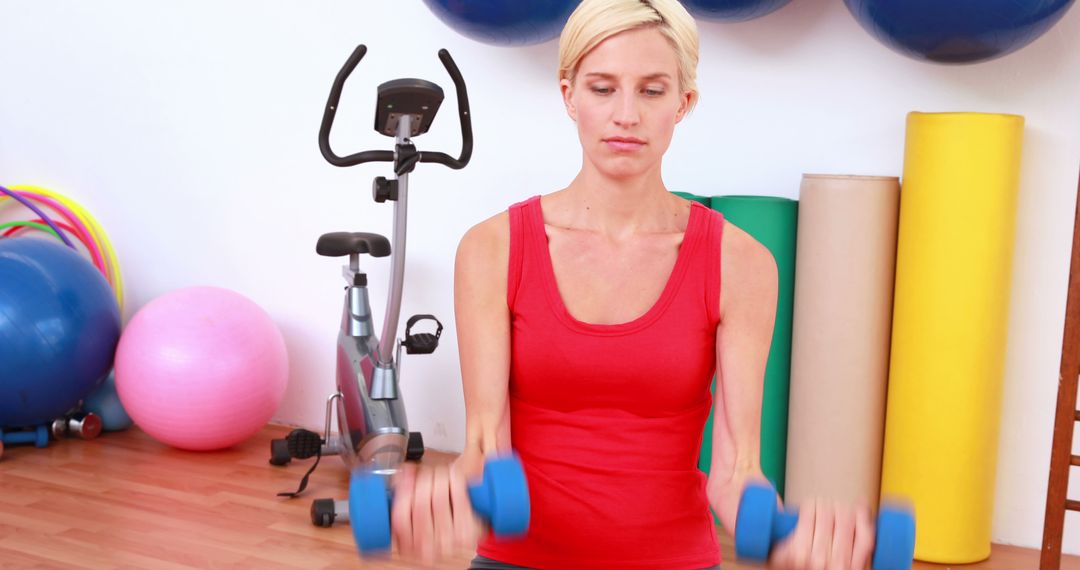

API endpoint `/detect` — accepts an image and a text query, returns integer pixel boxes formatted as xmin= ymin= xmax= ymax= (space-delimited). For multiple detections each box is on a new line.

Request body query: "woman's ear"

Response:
xmin=675 ymin=90 xmax=695 ymax=124
xmin=560 ymin=78 xmax=578 ymax=122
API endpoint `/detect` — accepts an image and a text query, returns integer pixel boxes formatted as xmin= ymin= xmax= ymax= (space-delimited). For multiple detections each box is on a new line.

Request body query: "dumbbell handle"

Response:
xmin=379 ymin=471 xmax=527 ymax=534
xmin=344 ymin=481 xmax=507 ymax=530
xmin=767 ymin=509 xmax=800 ymax=544
xmin=2 ymin=431 xmax=41 ymax=445
xmin=0 ymin=425 xmax=50 ymax=447
xmin=736 ymin=483 xmax=915 ymax=570
xmin=769 ymin=506 xmax=913 ymax=569
xmin=351 ymin=455 xmax=530 ymax=553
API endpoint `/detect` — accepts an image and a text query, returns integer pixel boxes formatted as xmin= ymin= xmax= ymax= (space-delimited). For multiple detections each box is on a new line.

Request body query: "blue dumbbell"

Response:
xmin=349 ymin=454 xmax=531 ymax=553
xmin=735 ymin=482 xmax=915 ymax=570
xmin=0 ymin=424 xmax=51 ymax=450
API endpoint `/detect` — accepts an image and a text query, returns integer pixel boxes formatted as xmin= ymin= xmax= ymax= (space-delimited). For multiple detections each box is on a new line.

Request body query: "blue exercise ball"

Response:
xmin=422 ymin=0 xmax=580 ymax=46
xmin=0 ymin=238 xmax=121 ymax=428
xmin=683 ymin=0 xmax=792 ymax=22
xmin=83 ymin=370 xmax=133 ymax=432
xmin=845 ymin=0 xmax=1076 ymax=64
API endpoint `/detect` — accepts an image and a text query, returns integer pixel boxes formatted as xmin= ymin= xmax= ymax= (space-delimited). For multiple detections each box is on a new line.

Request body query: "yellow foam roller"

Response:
xmin=881 ymin=112 xmax=1023 ymax=563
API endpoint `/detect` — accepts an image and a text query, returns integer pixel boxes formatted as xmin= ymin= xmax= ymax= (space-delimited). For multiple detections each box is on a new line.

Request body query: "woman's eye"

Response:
xmin=644 ymin=88 xmax=665 ymax=97
xmin=591 ymin=86 xmax=612 ymax=95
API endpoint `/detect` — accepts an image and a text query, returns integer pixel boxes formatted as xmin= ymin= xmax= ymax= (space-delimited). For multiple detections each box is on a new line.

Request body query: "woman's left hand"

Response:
xmin=707 ymin=473 xmax=876 ymax=570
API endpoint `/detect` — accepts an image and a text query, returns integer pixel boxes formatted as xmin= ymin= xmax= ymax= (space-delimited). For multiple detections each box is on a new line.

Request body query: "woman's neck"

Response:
xmin=550 ymin=165 xmax=686 ymax=241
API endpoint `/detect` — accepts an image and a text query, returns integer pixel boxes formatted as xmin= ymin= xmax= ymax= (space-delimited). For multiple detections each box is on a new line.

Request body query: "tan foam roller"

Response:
xmin=785 ymin=174 xmax=900 ymax=509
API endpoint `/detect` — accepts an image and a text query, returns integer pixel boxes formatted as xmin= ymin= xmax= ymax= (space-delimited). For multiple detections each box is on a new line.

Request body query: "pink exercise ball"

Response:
xmin=115 ymin=286 xmax=289 ymax=451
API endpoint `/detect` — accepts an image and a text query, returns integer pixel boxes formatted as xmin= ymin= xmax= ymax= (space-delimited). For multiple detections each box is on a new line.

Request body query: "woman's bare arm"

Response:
xmin=391 ymin=212 xmax=516 ymax=563
xmin=454 ymin=212 xmax=514 ymax=460
xmin=705 ymin=220 xmax=778 ymax=532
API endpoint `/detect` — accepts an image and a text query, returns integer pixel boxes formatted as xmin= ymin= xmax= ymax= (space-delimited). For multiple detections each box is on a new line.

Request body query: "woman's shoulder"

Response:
xmin=719 ymin=218 xmax=778 ymax=312
xmin=460 ymin=209 xmax=510 ymax=254
xmin=457 ymin=195 xmax=542 ymax=253
xmin=720 ymin=218 xmax=773 ymax=272
xmin=454 ymin=197 xmax=541 ymax=294
xmin=455 ymin=195 xmax=537 ymax=272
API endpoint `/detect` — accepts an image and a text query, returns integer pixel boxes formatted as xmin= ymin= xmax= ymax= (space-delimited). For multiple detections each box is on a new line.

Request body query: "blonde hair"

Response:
xmin=558 ymin=0 xmax=700 ymax=111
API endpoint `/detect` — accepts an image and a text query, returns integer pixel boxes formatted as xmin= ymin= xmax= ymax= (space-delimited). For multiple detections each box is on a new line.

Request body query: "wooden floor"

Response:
xmin=0 ymin=424 xmax=1075 ymax=569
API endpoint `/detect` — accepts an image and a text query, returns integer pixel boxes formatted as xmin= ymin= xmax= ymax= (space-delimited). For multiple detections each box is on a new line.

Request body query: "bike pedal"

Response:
xmin=404 ymin=314 xmax=443 ymax=355
xmin=287 ymin=429 xmax=323 ymax=460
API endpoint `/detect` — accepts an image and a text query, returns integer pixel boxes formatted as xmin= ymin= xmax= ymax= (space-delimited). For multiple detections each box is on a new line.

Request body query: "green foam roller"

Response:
xmin=702 ymin=195 xmax=798 ymax=499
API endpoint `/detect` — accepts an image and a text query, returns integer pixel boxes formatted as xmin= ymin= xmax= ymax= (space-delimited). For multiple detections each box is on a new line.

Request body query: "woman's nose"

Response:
xmin=613 ymin=92 xmax=641 ymax=127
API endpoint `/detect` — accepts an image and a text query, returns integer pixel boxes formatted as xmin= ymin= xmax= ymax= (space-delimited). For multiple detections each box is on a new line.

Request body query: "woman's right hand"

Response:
xmin=767 ymin=499 xmax=876 ymax=570
xmin=390 ymin=447 xmax=489 ymax=566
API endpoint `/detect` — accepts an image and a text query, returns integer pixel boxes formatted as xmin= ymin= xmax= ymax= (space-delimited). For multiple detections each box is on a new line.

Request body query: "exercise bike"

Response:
xmin=269 ymin=43 xmax=472 ymax=527
xmin=271 ymin=44 xmax=529 ymax=555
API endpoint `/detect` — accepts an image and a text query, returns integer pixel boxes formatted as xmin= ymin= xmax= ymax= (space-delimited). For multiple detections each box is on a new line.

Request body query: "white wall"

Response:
xmin=2 ymin=0 xmax=1078 ymax=553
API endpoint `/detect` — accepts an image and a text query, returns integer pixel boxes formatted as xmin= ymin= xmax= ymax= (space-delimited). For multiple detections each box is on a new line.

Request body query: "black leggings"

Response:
xmin=468 ymin=555 xmax=721 ymax=569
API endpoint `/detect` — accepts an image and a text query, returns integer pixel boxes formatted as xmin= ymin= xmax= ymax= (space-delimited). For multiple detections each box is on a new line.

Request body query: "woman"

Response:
xmin=392 ymin=1 xmax=876 ymax=568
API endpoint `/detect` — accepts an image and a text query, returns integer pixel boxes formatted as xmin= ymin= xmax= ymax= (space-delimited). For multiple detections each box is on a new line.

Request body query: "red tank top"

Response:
xmin=476 ymin=195 xmax=724 ymax=569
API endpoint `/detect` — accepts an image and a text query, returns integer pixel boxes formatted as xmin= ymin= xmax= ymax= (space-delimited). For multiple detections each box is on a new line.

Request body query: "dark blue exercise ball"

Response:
xmin=845 ymin=0 xmax=1076 ymax=64
xmin=422 ymin=0 xmax=581 ymax=46
xmin=683 ymin=0 xmax=792 ymax=22
xmin=0 ymin=238 xmax=121 ymax=428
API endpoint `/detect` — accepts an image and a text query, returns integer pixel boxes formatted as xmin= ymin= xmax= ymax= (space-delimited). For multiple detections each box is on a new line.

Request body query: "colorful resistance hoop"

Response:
xmin=0 ymin=184 xmax=125 ymax=311
xmin=0 ymin=185 xmax=73 ymax=248
xmin=3 ymin=219 xmax=99 ymax=258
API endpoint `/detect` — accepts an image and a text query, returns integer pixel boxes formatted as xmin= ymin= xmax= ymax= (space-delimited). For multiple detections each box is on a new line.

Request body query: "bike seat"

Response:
xmin=317 ymin=232 xmax=391 ymax=258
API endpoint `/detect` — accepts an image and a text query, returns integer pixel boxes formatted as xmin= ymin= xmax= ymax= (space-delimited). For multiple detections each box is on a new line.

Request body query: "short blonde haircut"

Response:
xmin=558 ymin=0 xmax=700 ymax=111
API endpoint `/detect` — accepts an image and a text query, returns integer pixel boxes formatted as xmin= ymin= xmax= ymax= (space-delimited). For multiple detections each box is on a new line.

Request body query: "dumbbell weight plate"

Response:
xmin=78 ymin=414 xmax=103 ymax=439
xmin=51 ymin=419 xmax=68 ymax=440
xmin=471 ymin=456 xmax=530 ymax=537
xmin=349 ymin=471 xmax=392 ymax=553
xmin=872 ymin=505 xmax=916 ymax=570
xmin=734 ymin=483 xmax=776 ymax=561
xmin=35 ymin=425 xmax=49 ymax=448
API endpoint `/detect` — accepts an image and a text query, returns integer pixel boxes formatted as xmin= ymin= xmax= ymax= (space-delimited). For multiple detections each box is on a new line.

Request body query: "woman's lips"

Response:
xmin=604 ymin=138 xmax=645 ymax=152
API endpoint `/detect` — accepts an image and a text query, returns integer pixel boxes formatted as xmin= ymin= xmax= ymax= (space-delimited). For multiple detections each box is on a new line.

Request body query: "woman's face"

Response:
xmin=561 ymin=26 xmax=692 ymax=181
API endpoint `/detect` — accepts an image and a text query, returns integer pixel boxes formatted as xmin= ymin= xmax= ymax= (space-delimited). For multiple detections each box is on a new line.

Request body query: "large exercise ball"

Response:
xmin=83 ymin=370 xmax=133 ymax=432
xmin=844 ymin=0 xmax=1076 ymax=64
xmin=114 ymin=286 xmax=288 ymax=451
xmin=422 ymin=0 xmax=580 ymax=46
xmin=683 ymin=0 xmax=792 ymax=22
xmin=0 ymin=238 xmax=121 ymax=428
